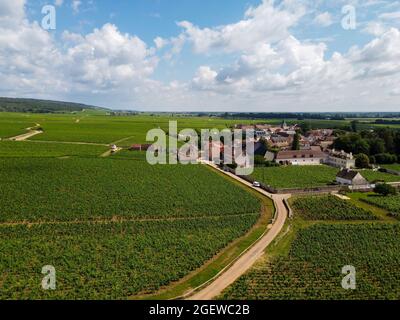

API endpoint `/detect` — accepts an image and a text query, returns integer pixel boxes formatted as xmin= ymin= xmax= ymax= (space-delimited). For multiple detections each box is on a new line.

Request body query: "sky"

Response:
xmin=1 ymin=0 xmax=400 ymax=112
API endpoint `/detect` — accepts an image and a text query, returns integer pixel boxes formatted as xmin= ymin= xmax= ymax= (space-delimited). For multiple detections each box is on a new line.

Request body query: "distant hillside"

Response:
xmin=0 ymin=97 xmax=109 ymax=113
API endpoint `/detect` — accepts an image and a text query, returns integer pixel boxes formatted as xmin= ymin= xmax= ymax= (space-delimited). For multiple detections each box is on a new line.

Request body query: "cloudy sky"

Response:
xmin=1 ymin=0 xmax=400 ymax=111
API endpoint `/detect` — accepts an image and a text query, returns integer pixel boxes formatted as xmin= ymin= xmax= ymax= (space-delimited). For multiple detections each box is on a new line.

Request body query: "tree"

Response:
xmin=367 ymin=138 xmax=386 ymax=155
xmin=333 ymin=133 xmax=370 ymax=155
xmin=292 ymin=132 xmax=300 ymax=150
xmin=254 ymin=155 xmax=267 ymax=166
xmin=300 ymin=122 xmax=311 ymax=133
xmin=374 ymin=183 xmax=397 ymax=196
xmin=351 ymin=120 xmax=359 ymax=132
xmin=374 ymin=153 xmax=398 ymax=164
xmin=355 ymin=153 xmax=370 ymax=168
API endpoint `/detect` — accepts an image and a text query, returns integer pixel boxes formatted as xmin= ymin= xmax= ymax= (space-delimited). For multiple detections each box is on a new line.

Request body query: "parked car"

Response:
xmin=252 ymin=181 xmax=261 ymax=188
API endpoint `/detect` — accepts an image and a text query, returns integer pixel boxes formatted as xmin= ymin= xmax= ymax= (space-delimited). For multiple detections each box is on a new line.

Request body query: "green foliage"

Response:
xmin=0 ymin=113 xmax=36 ymax=138
xmin=221 ymin=223 xmax=400 ymax=300
xmin=360 ymin=170 xmax=400 ymax=183
xmin=382 ymin=164 xmax=400 ymax=172
xmin=374 ymin=184 xmax=398 ymax=196
xmin=254 ymin=155 xmax=267 ymax=165
xmin=251 ymin=165 xmax=338 ymax=189
xmin=362 ymin=194 xmax=400 ymax=215
xmin=292 ymin=195 xmax=377 ymax=220
xmin=0 ymin=214 xmax=258 ymax=299
xmin=375 ymin=153 xmax=398 ymax=164
xmin=292 ymin=132 xmax=300 ymax=150
xmin=355 ymin=153 xmax=370 ymax=168
xmin=333 ymin=133 xmax=370 ymax=155
xmin=0 ymin=97 xmax=105 ymax=113
xmin=0 ymin=157 xmax=261 ymax=222
xmin=0 ymin=141 xmax=107 ymax=158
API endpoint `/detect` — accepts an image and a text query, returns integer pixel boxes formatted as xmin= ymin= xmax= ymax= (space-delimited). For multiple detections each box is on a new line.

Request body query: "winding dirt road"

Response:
xmin=8 ymin=130 xmax=43 ymax=141
xmin=187 ymin=163 xmax=289 ymax=300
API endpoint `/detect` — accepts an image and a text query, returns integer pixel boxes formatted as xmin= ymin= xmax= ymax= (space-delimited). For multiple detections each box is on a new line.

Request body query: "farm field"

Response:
xmin=0 ymin=157 xmax=261 ymax=223
xmin=0 ymin=141 xmax=266 ymax=299
xmin=291 ymin=195 xmax=377 ymax=220
xmin=382 ymin=164 xmax=400 ymax=172
xmin=220 ymin=223 xmax=400 ymax=300
xmin=21 ymin=113 xmax=258 ymax=144
xmin=0 ymin=141 xmax=108 ymax=158
xmin=251 ymin=166 xmax=400 ymax=189
xmin=0 ymin=113 xmax=37 ymax=138
xmin=0 ymin=214 xmax=258 ymax=299
xmin=251 ymin=165 xmax=338 ymax=189
xmin=359 ymin=170 xmax=400 ymax=183
xmin=220 ymin=194 xmax=399 ymax=300
xmin=360 ymin=195 xmax=400 ymax=216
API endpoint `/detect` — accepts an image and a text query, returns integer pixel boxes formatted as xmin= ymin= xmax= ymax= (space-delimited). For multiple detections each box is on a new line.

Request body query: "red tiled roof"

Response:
xmin=276 ymin=150 xmax=327 ymax=160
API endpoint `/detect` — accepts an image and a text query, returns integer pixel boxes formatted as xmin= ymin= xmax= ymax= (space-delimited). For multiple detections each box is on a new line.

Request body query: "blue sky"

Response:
xmin=1 ymin=0 xmax=400 ymax=111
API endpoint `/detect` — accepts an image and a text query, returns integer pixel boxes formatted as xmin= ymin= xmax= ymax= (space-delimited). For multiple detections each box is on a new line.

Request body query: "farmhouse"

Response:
xmin=275 ymin=149 xmax=327 ymax=165
xmin=325 ymin=149 xmax=355 ymax=169
xmin=336 ymin=169 xmax=368 ymax=185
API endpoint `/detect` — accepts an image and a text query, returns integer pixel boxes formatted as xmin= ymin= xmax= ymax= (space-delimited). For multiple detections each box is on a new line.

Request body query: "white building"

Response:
xmin=336 ymin=169 xmax=368 ymax=185
xmin=325 ymin=149 xmax=355 ymax=169
xmin=275 ymin=150 xmax=327 ymax=166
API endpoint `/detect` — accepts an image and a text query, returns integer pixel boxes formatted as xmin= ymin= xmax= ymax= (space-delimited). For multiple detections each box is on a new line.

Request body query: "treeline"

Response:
xmin=333 ymin=128 xmax=400 ymax=165
xmin=221 ymin=113 xmax=344 ymax=120
xmin=220 ymin=112 xmax=400 ymax=120
xmin=0 ymin=97 xmax=104 ymax=113
xmin=375 ymin=119 xmax=400 ymax=125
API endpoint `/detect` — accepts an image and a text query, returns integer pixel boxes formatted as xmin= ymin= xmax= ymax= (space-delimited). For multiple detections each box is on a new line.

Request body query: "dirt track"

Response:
xmin=187 ymin=163 xmax=289 ymax=300
xmin=8 ymin=130 xmax=43 ymax=141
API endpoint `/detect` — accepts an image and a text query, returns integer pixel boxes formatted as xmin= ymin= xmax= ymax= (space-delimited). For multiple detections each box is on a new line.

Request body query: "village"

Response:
xmin=111 ymin=119 xmax=400 ymax=190
xmin=216 ymin=121 xmax=369 ymax=188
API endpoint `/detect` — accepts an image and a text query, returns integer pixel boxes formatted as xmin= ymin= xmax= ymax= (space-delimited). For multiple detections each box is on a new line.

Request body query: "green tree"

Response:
xmin=351 ymin=120 xmax=359 ymax=132
xmin=292 ymin=132 xmax=300 ymax=150
xmin=355 ymin=153 xmax=370 ymax=168
xmin=374 ymin=183 xmax=397 ymax=196
xmin=333 ymin=133 xmax=370 ymax=155
xmin=367 ymin=138 xmax=386 ymax=155
xmin=254 ymin=155 xmax=266 ymax=166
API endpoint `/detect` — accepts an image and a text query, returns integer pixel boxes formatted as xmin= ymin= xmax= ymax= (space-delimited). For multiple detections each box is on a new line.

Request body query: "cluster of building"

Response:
xmin=235 ymin=121 xmax=356 ymax=169
xmin=236 ymin=121 xmax=335 ymax=151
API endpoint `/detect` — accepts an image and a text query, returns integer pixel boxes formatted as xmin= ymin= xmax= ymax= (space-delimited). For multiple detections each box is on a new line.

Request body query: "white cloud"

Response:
xmin=1 ymin=0 xmax=400 ymax=111
xmin=0 ymin=1 xmax=158 ymax=100
xmin=54 ymin=0 xmax=64 ymax=7
xmin=379 ymin=11 xmax=400 ymax=20
xmin=177 ymin=0 xmax=305 ymax=54
xmin=0 ymin=0 xmax=25 ymax=26
xmin=313 ymin=12 xmax=333 ymax=27
xmin=63 ymin=24 xmax=158 ymax=89
xmin=72 ymin=0 xmax=81 ymax=14
xmin=154 ymin=37 xmax=168 ymax=50
xmin=362 ymin=21 xmax=387 ymax=36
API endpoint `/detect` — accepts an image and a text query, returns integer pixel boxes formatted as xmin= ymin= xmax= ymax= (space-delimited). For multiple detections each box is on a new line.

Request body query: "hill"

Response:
xmin=0 ymin=97 xmax=108 ymax=113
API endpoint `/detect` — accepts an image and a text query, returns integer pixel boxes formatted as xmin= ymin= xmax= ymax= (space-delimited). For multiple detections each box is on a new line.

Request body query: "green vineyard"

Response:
xmin=361 ymin=195 xmax=400 ymax=217
xmin=0 ymin=157 xmax=261 ymax=223
xmin=220 ymin=223 xmax=400 ymax=300
xmin=291 ymin=195 xmax=378 ymax=220
xmin=0 ymin=215 xmax=258 ymax=299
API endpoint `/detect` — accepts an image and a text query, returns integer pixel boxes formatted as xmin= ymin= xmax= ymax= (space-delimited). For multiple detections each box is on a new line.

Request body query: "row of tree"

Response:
xmin=333 ymin=128 xmax=400 ymax=166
